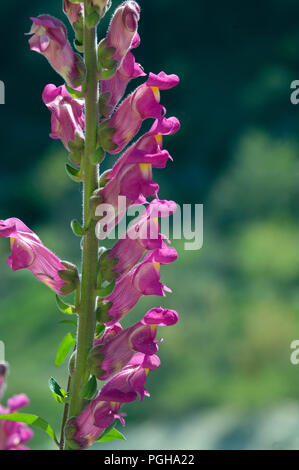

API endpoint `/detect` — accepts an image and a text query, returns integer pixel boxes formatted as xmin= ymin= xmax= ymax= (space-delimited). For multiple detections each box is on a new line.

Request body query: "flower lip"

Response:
xmin=146 ymin=72 xmax=180 ymax=90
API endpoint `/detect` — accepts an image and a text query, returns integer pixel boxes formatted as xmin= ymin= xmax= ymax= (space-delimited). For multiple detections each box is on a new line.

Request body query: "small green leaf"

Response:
xmin=48 ymin=377 xmax=67 ymax=404
xmin=0 ymin=413 xmax=58 ymax=445
xmin=55 ymin=333 xmax=76 ymax=367
xmin=97 ymin=280 xmax=116 ymax=297
xmin=65 ymin=163 xmax=82 ymax=182
xmin=95 ymin=322 xmax=105 ymax=337
xmin=65 ymin=85 xmax=84 ymax=99
xmin=56 ymin=295 xmax=75 ymax=315
xmin=80 ymin=375 xmax=98 ymax=400
xmin=71 ymin=219 xmax=85 ymax=237
xmin=96 ymin=427 xmax=126 ymax=444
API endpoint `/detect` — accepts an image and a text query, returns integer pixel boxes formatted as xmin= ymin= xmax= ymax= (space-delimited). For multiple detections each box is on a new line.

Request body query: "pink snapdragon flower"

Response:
xmin=67 ymin=401 xmax=122 ymax=450
xmin=90 ymin=307 xmax=178 ymax=380
xmin=100 ymin=72 xmax=180 ymax=154
xmin=27 ymin=15 xmax=83 ymax=87
xmin=101 ymin=247 xmax=177 ymax=325
xmin=0 ymin=218 xmax=67 ymax=295
xmin=0 ymin=394 xmax=33 ymax=450
xmin=42 ymin=84 xmax=85 ymax=151
xmin=99 ymin=353 xmax=160 ymax=402
xmin=102 ymin=199 xmax=177 ymax=278
xmin=100 ymin=33 xmax=145 ymax=117
xmin=105 ymin=1 xmax=140 ymax=67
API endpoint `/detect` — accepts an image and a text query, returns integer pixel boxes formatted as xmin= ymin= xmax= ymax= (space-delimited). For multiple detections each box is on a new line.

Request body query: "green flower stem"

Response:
xmin=65 ymin=1 xmax=99 ymax=448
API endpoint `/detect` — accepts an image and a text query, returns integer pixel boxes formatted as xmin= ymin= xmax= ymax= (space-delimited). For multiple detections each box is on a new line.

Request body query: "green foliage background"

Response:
xmin=1 ymin=0 xmax=299 ymax=449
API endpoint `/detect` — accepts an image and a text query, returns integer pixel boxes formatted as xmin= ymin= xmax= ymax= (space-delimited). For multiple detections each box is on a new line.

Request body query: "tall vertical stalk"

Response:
xmin=65 ymin=0 xmax=99 ymax=448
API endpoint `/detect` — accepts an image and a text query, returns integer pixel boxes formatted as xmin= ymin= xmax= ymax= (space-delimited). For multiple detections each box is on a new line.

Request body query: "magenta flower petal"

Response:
xmin=42 ymin=84 xmax=85 ymax=150
xmin=27 ymin=15 xmax=82 ymax=87
xmin=7 ymin=394 xmax=30 ymax=412
xmin=0 ymin=218 xmax=67 ymax=295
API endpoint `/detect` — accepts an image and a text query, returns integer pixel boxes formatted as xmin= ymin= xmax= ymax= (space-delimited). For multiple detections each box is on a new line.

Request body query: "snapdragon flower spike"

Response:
xmin=99 ymin=72 xmax=180 ymax=154
xmin=104 ymin=1 xmax=140 ymax=67
xmin=42 ymin=84 xmax=85 ymax=151
xmin=27 ymin=15 xmax=84 ymax=87
xmin=100 ymin=247 xmax=177 ymax=325
xmin=101 ymin=199 xmax=177 ymax=279
xmin=90 ymin=307 xmax=178 ymax=380
xmin=0 ymin=218 xmax=68 ymax=295
xmin=0 ymin=394 xmax=33 ymax=450
xmin=63 ymin=0 xmax=84 ymax=26
xmin=100 ymin=33 xmax=145 ymax=117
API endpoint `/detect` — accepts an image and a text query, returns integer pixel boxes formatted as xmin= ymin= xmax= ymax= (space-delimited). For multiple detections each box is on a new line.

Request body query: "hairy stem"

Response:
xmin=65 ymin=1 xmax=99 ymax=448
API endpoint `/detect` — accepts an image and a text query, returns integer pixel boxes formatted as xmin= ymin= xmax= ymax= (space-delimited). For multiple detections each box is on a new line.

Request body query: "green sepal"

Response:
xmin=98 ymin=65 xmax=118 ymax=81
xmin=89 ymin=193 xmax=103 ymax=217
xmin=71 ymin=219 xmax=85 ymax=237
xmin=99 ymin=93 xmax=113 ymax=117
xmin=98 ymin=122 xmax=117 ymax=152
xmin=65 ymin=163 xmax=82 ymax=182
xmin=99 ymin=169 xmax=111 ymax=188
xmin=96 ymin=301 xmax=113 ymax=323
xmin=72 ymin=53 xmax=86 ymax=87
xmin=89 ymin=146 xmax=106 ymax=165
xmin=95 ymin=322 xmax=105 ymax=337
xmin=55 ymin=333 xmax=76 ymax=367
xmin=69 ymin=150 xmax=82 ymax=165
xmin=56 ymin=295 xmax=75 ymax=315
xmin=74 ymin=38 xmax=84 ymax=53
xmin=87 ymin=346 xmax=106 ymax=379
xmin=65 ymin=85 xmax=85 ymax=99
xmin=80 ymin=375 xmax=98 ymax=400
xmin=97 ymin=280 xmax=116 ymax=297
xmin=86 ymin=10 xmax=100 ymax=28
xmin=59 ymin=283 xmax=77 ymax=295
xmin=48 ymin=377 xmax=67 ymax=404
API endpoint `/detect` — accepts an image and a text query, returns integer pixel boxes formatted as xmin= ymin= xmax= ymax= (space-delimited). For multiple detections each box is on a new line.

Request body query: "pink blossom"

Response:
xmin=0 ymin=394 xmax=33 ymax=450
xmin=101 ymin=247 xmax=177 ymax=325
xmin=27 ymin=15 xmax=83 ymax=87
xmin=0 ymin=218 xmax=67 ymax=295
xmin=104 ymin=199 xmax=177 ymax=277
xmin=68 ymin=401 xmax=121 ymax=450
xmin=42 ymin=84 xmax=85 ymax=151
xmin=100 ymin=72 xmax=180 ymax=154
xmin=91 ymin=307 xmax=178 ymax=380
xmin=99 ymin=353 xmax=160 ymax=402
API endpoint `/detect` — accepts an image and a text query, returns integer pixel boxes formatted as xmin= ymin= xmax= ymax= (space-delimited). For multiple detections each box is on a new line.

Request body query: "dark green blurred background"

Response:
xmin=1 ymin=0 xmax=299 ymax=450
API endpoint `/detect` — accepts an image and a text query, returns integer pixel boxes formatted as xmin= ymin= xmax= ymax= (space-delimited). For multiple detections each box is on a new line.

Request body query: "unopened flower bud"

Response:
xmin=58 ymin=261 xmax=80 ymax=294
